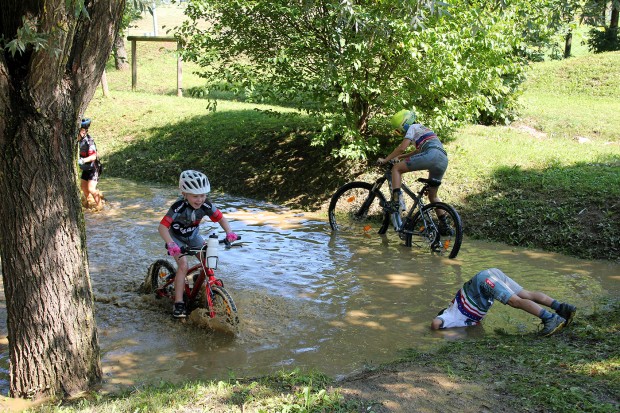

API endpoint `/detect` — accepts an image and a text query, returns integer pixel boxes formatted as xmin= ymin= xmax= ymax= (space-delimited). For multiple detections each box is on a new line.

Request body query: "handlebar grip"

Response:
xmin=219 ymin=235 xmax=242 ymax=244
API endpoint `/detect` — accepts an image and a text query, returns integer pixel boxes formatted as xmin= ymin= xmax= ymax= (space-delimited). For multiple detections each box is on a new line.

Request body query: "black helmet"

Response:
xmin=81 ymin=118 xmax=91 ymax=129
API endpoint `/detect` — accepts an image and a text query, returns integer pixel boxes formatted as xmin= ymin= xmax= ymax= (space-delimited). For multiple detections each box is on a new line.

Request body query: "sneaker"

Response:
xmin=438 ymin=218 xmax=454 ymax=236
xmin=173 ymin=302 xmax=187 ymax=318
xmin=391 ymin=212 xmax=402 ymax=231
xmin=539 ymin=314 xmax=565 ymax=337
xmin=556 ymin=303 xmax=576 ymax=326
xmin=398 ymin=195 xmax=407 ymax=213
xmin=385 ymin=200 xmax=400 ymax=213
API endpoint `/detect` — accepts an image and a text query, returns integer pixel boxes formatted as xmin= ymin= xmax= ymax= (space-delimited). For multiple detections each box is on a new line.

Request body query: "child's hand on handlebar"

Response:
xmin=226 ymin=232 xmax=239 ymax=243
xmin=377 ymin=157 xmax=387 ymax=165
xmin=166 ymin=242 xmax=181 ymax=257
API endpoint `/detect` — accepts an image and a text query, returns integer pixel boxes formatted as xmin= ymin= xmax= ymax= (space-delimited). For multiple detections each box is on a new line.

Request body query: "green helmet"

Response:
xmin=390 ymin=109 xmax=416 ymax=133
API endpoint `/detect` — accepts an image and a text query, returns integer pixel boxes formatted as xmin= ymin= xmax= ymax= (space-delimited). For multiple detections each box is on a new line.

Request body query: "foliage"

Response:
xmin=583 ymin=0 xmax=620 ymax=52
xmin=587 ymin=26 xmax=620 ymax=52
xmin=176 ymin=0 xmax=561 ymax=158
xmin=1 ymin=16 xmax=56 ymax=57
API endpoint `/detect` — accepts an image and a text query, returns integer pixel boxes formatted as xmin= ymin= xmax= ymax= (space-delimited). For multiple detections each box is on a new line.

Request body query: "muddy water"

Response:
xmin=1 ymin=178 xmax=619 ymax=394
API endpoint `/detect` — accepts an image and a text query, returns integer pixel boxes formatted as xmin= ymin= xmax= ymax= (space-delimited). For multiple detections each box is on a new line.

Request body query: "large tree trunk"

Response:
xmin=0 ymin=0 xmax=125 ymax=400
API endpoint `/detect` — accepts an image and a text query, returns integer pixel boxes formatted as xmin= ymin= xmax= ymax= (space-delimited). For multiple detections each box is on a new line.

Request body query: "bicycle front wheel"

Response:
xmin=328 ymin=181 xmax=390 ymax=234
xmin=142 ymin=259 xmax=176 ymax=295
xmin=404 ymin=202 xmax=463 ymax=259
xmin=198 ymin=285 xmax=239 ymax=328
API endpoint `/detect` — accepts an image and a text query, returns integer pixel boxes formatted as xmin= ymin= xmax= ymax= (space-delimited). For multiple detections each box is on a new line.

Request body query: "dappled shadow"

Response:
xmin=457 ymin=156 xmax=620 ymax=261
xmin=103 ymin=109 xmax=360 ymax=210
xmin=337 ymin=362 xmax=504 ymax=413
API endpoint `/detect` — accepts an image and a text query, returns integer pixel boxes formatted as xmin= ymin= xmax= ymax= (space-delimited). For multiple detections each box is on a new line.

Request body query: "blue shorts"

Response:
xmin=474 ymin=268 xmax=523 ymax=305
xmin=404 ymin=147 xmax=448 ymax=181
xmin=170 ymin=233 xmax=204 ymax=250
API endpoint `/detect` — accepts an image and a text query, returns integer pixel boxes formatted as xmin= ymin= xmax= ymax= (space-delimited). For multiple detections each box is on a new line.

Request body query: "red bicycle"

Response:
xmin=141 ymin=233 xmax=241 ymax=328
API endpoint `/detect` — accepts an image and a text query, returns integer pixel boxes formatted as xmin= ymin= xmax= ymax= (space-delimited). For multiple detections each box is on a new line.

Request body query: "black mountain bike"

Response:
xmin=328 ymin=162 xmax=463 ymax=258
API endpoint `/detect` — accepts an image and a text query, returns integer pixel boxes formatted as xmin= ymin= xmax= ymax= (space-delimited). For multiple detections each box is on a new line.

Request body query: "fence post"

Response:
xmin=131 ymin=39 xmax=137 ymax=91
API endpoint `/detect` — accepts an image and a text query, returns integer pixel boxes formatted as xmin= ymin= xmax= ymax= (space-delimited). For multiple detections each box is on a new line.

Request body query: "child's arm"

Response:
xmin=159 ymin=223 xmax=181 ymax=256
xmin=218 ymin=216 xmax=233 ymax=234
xmin=158 ymin=223 xmax=175 ymax=244
xmin=397 ymin=150 xmax=417 ymax=160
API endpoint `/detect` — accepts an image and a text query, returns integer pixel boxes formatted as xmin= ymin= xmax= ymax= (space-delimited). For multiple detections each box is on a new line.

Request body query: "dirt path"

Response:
xmin=336 ymin=362 xmax=512 ymax=413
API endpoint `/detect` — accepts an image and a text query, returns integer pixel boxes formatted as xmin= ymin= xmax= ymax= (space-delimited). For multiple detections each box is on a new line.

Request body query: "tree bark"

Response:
xmin=113 ymin=33 xmax=130 ymax=70
xmin=0 ymin=0 xmax=125 ymax=400
xmin=564 ymin=31 xmax=573 ymax=58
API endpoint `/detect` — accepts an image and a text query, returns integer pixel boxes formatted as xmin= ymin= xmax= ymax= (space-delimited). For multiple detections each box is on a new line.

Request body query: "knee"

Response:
xmin=176 ymin=261 xmax=188 ymax=272
xmin=507 ymin=295 xmax=522 ymax=309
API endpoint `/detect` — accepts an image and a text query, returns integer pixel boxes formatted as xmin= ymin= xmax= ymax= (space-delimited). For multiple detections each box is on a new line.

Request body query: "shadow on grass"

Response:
xmin=457 ymin=156 xmax=620 ymax=260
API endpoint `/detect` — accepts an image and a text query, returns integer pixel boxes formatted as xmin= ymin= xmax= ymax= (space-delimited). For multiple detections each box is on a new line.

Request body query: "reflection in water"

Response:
xmin=0 ymin=177 xmax=618 ymax=395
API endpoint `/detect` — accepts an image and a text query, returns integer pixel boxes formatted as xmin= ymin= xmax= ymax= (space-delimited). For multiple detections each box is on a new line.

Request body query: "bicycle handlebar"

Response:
xmin=178 ymin=236 xmax=243 ymax=255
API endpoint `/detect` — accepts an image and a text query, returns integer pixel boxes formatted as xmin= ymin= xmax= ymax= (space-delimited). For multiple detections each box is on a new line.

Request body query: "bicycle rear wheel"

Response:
xmin=328 ymin=181 xmax=390 ymax=234
xmin=404 ymin=202 xmax=463 ymax=258
xmin=198 ymin=285 xmax=239 ymax=328
xmin=142 ymin=259 xmax=176 ymax=296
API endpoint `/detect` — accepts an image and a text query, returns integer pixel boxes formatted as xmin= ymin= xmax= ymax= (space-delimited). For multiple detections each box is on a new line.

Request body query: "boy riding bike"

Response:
xmin=377 ymin=109 xmax=451 ymax=234
xmin=158 ymin=170 xmax=238 ymax=318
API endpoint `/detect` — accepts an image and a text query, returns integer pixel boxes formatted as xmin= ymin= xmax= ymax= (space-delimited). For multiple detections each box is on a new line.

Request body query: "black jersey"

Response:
xmin=160 ymin=198 xmax=223 ymax=240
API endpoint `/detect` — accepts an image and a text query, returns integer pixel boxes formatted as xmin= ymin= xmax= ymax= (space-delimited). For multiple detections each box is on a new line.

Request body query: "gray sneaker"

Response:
xmin=540 ymin=314 xmax=565 ymax=337
xmin=556 ymin=303 xmax=576 ymax=326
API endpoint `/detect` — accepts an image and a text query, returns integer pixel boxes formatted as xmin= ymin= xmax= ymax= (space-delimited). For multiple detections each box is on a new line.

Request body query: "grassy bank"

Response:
xmin=20 ymin=301 xmax=619 ymax=412
xmin=91 ymin=46 xmax=620 ymax=261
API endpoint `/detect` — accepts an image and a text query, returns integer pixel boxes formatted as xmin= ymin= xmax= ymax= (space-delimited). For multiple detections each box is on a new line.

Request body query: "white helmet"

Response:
xmin=179 ymin=170 xmax=210 ymax=194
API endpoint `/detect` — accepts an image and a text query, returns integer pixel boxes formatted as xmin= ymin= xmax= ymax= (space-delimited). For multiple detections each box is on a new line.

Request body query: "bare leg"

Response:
xmin=517 ymin=289 xmax=554 ymax=308
xmin=391 ymin=162 xmax=409 ymax=193
xmin=87 ymin=180 xmax=101 ymax=207
xmin=507 ymin=294 xmax=544 ymax=318
xmin=427 ymin=185 xmax=447 ymax=218
xmin=80 ymin=179 xmax=90 ymax=206
xmin=174 ymin=256 xmax=188 ymax=303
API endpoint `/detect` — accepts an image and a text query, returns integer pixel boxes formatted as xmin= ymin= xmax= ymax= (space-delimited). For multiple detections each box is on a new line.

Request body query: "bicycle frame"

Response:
xmin=155 ymin=246 xmax=224 ymax=319
xmin=328 ymin=162 xmax=462 ymax=257
xmin=371 ymin=163 xmax=435 ymax=232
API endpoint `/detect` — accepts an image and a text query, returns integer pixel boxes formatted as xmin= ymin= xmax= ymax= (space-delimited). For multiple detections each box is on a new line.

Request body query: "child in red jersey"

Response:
xmin=158 ymin=170 xmax=237 ymax=318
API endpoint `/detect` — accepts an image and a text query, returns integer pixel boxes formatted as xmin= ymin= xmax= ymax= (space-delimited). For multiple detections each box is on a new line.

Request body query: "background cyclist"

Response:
xmin=377 ymin=109 xmax=450 ymax=233
xmin=77 ymin=118 xmax=103 ymax=209
xmin=158 ymin=170 xmax=238 ymax=318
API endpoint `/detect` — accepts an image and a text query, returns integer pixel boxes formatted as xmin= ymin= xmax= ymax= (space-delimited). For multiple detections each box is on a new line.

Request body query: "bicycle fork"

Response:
xmin=204 ymin=269 xmax=225 ymax=319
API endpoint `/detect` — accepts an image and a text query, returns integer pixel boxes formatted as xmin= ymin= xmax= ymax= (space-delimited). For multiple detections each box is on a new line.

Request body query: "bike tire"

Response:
xmin=142 ymin=259 xmax=176 ymax=295
xmin=198 ymin=285 xmax=239 ymax=327
xmin=404 ymin=202 xmax=463 ymax=259
xmin=328 ymin=181 xmax=390 ymax=234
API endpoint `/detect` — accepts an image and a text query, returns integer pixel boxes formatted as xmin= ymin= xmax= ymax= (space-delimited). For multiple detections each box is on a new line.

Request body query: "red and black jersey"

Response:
xmin=160 ymin=198 xmax=223 ymax=240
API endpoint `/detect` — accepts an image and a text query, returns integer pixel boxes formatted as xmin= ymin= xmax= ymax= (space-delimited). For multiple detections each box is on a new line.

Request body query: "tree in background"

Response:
xmin=0 ymin=0 xmax=125 ymax=399
xmin=586 ymin=0 xmax=620 ymax=52
xmin=177 ymin=0 xmax=569 ymax=159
